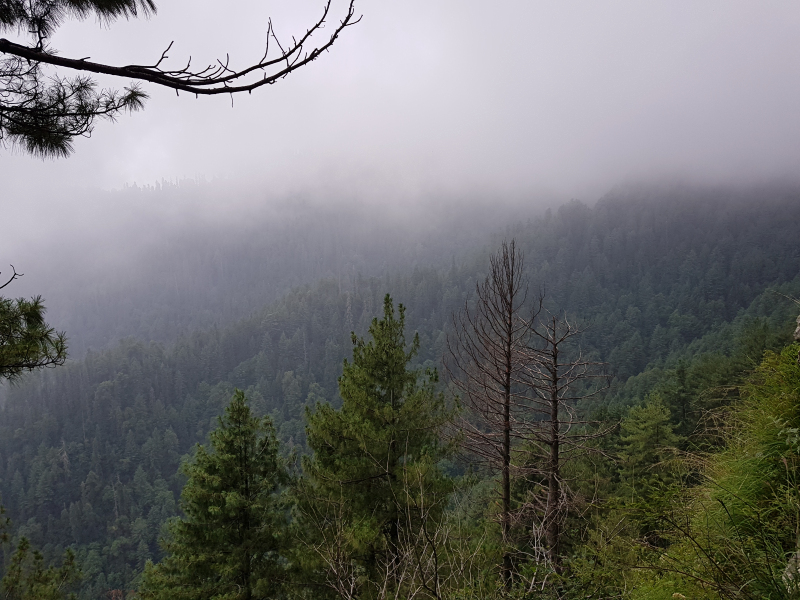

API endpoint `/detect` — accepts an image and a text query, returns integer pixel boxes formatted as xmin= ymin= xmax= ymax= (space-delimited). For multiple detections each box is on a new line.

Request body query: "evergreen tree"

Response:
xmin=618 ymin=393 xmax=682 ymax=498
xmin=139 ymin=389 xmax=288 ymax=600
xmin=0 ymin=502 xmax=80 ymax=600
xmin=1 ymin=537 xmax=80 ymax=600
xmin=668 ymin=359 xmax=692 ymax=436
xmin=298 ymin=294 xmax=454 ymax=599
xmin=0 ymin=268 xmax=66 ymax=381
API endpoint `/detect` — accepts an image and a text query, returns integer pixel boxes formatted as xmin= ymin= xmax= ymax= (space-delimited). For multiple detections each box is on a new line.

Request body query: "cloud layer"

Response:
xmin=2 ymin=2 xmax=799 ymax=197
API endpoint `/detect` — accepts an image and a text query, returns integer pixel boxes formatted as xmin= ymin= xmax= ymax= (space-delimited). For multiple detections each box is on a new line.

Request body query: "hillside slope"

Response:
xmin=2 ymin=184 xmax=800 ymax=597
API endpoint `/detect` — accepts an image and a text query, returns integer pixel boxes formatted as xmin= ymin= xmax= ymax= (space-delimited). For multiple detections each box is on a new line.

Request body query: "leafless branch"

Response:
xmin=0 ymin=265 xmax=21 ymax=291
xmin=447 ymin=239 xmax=611 ymax=582
xmin=0 ymin=0 xmax=360 ymax=96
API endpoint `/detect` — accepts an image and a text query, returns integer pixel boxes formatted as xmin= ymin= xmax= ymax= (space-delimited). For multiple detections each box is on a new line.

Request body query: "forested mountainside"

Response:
xmin=4 ymin=184 xmax=542 ymax=358
xmin=2 ymin=185 xmax=800 ymax=598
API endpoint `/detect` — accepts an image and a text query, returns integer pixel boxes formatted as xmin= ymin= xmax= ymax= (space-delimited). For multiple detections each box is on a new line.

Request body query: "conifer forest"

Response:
xmin=2 ymin=185 xmax=800 ymax=599
xmin=3 ymin=2 xmax=800 ymax=598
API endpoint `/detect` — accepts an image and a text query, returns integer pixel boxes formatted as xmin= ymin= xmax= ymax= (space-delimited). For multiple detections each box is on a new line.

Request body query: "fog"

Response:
xmin=3 ymin=1 xmax=800 ymax=198
xmin=2 ymin=1 xmax=800 ymax=351
xmin=0 ymin=179 xmax=561 ymax=355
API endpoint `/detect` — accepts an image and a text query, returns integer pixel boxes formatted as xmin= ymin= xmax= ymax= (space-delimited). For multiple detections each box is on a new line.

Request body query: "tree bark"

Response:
xmin=447 ymin=239 xmax=535 ymax=589
xmin=545 ymin=332 xmax=561 ymax=572
xmin=502 ymin=353 xmax=512 ymax=587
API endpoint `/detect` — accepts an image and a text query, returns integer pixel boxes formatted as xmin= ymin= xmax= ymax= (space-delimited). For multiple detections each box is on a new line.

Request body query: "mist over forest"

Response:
xmin=3 ymin=177 xmax=800 ymax=598
xmin=4 ymin=1 xmax=800 ymax=598
xmin=1 ymin=181 xmax=563 ymax=357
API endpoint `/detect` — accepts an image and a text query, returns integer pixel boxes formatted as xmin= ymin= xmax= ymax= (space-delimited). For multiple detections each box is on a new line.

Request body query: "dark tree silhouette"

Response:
xmin=0 ymin=0 xmax=359 ymax=156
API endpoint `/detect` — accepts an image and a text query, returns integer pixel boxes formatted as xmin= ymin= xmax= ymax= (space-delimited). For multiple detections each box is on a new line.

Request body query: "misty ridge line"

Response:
xmin=6 ymin=2 xmax=800 ymax=202
xmin=2 ymin=182 xmax=557 ymax=357
xmin=4 ymin=178 xmax=798 ymax=364
xmin=8 ymin=181 xmax=796 ymax=357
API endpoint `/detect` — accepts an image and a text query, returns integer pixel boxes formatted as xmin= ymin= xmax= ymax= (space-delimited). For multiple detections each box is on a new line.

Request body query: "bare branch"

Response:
xmin=0 ymin=0 xmax=359 ymax=96
xmin=0 ymin=0 xmax=360 ymax=155
xmin=0 ymin=264 xmax=21 ymax=291
xmin=447 ymin=239 xmax=611 ymax=582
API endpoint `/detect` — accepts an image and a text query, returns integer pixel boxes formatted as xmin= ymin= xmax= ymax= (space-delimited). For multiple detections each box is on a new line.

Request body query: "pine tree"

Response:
xmin=297 ymin=294 xmax=454 ymax=599
xmin=618 ymin=393 xmax=682 ymax=498
xmin=616 ymin=393 xmax=683 ymax=548
xmin=139 ymin=389 xmax=288 ymax=600
xmin=0 ymin=0 xmax=359 ymax=157
xmin=0 ymin=502 xmax=80 ymax=600
xmin=0 ymin=275 xmax=67 ymax=381
xmin=1 ymin=537 xmax=80 ymax=600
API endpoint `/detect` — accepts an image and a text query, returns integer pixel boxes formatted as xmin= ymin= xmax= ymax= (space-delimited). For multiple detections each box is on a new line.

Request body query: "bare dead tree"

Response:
xmin=446 ymin=239 xmax=538 ymax=587
xmin=448 ymin=241 xmax=611 ymax=586
xmin=518 ymin=310 xmax=610 ymax=573
xmin=294 ymin=486 xmax=364 ymax=600
xmin=0 ymin=0 xmax=360 ymax=156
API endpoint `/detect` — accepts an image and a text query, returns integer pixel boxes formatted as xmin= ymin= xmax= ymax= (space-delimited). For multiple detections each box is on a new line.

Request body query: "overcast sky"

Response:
xmin=2 ymin=1 xmax=800 ymax=238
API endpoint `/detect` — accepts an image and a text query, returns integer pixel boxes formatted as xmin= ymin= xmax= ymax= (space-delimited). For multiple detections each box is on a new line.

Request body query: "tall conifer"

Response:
xmin=139 ymin=389 xmax=288 ymax=600
xmin=298 ymin=294 xmax=454 ymax=599
xmin=618 ymin=393 xmax=682 ymax=498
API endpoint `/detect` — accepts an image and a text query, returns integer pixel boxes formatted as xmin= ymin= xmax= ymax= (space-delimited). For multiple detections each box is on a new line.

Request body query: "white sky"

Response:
xmin=2 ymin=1 xmax=800 ymax=230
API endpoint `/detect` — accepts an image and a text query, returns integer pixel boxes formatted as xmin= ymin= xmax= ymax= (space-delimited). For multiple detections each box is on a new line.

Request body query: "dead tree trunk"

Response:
xmin=522 ymin=312 xmax=609 ymax=574
xmin=546 ymin=331 xmax=561 ymax=569
xmin=447 ymin=239 xmax=538 ymax=588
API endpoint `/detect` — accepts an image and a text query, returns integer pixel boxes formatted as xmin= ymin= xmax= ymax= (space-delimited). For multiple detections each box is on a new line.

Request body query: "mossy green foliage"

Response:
xmin=139 ymin=390 xmax=289 ymax=600
xmin=1 ymin=537 xmax=80 ymax=600
xmin=655 ymin=343 xmax=800 ymax=599
xmin=575 ymin=344 xmax=800 ymax=600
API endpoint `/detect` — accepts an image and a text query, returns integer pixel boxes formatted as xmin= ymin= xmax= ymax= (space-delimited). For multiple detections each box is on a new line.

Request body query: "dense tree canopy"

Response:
xmin=0 ymin=189 xmax=799 ymax=597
